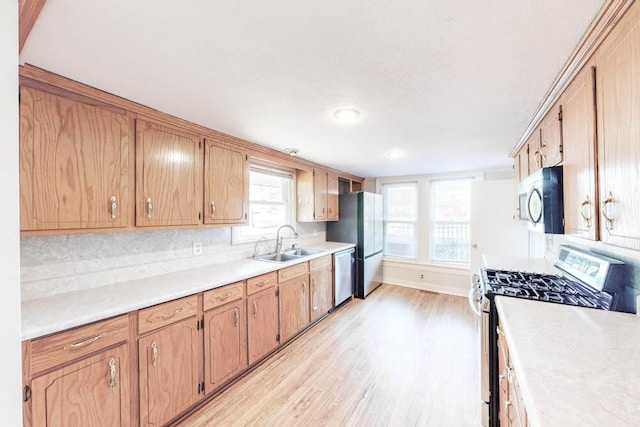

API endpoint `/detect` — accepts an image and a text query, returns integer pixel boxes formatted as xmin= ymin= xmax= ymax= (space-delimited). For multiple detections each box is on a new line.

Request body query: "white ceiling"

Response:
xmin=20 ymin=0 xmax=605 ymax=178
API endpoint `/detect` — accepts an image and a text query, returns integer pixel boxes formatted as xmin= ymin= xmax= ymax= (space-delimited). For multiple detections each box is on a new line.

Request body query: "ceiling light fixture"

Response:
xmin=283 ymin=148 xmax=299 ymax=157
xmin=333 ymin=108 xmax=360 ymax=123
xmin=386 ymin=148 xmax=406 ymax=160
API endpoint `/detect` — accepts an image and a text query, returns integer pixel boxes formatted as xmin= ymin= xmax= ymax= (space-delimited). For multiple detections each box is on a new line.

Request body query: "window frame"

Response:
xmin=382 ymin=181 xmax=418 ymax=259
xmin=231 ymin=163 xmax=296 ymax=245
xmin=429 ymin=178 xmax=472 ymax=265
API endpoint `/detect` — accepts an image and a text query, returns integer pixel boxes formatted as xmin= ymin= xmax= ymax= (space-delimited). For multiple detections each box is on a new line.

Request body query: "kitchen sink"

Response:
xmin=251 ymin=253 xmax=304 ymax=263
xmin=282 ymin=248 xmax=324 ymax=256
xmin=250 ymin=248 xmax=325 ymax=263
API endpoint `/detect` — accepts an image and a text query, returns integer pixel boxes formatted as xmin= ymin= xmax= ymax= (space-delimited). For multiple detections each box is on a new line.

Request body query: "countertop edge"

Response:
xmin=22 ymin=242 xmax=355 ymax=340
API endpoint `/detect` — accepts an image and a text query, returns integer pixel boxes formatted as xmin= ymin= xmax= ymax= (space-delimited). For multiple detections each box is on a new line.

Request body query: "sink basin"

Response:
xmin=283 ymin=248 xmax=324 ymax=256
xmin=251 ymin=253 xmax=303 ymax=263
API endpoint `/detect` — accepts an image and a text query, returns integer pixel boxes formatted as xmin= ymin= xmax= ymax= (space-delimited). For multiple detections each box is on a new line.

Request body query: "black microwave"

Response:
xmin=518 ymin=166 xmax=564 ymax=234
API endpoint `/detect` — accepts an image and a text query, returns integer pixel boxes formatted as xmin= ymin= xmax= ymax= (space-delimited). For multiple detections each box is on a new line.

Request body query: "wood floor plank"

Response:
xmin=178 ymin=284 xmax=480 ymax=427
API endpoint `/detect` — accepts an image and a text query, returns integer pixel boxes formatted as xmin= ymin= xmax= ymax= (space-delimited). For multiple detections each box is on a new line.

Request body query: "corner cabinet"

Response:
xmin=19 ymin=87 xmax=130 ymax=231
xmin=561 ymin=61 xmax=598 ymax=241
xmin=135 ymin=119 xmax=203 ymax=227
xmin=204 ymin=139 xmax=249 ymax=225
xmin=137 ymin=296 xmax=201 ymax=427
xmin=595 ymin=3 xmax=640 ymax=250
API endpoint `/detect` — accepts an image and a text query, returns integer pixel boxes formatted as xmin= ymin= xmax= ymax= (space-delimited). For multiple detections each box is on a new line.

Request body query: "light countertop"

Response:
xmin=21 ymin=241 xmax=354 ymax=340
xmin=483 ymin=253 xmax=558 ymax=274
xmin=496 ymin=297 xmax=640 ymax=427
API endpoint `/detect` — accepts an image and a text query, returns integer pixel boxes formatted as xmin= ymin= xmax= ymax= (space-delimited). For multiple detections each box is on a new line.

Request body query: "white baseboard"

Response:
xmin=384 ymin=279 xmax=468 ymax=297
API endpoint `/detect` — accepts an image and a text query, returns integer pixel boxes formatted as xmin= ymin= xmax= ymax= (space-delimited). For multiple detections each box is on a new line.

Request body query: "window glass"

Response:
xmin=232 ymin=166 xmax=294 ymax=243
xmin=430 ymin=179 xmax=471 ymax=263
xmin=383 ymin=182 xmax=417 ymax=258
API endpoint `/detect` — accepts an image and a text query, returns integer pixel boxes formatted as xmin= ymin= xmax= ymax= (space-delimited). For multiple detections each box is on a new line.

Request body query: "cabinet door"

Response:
xmin=562 ymin=63 xmax=598 ymax=241
xmin=19 ymin=87 xmax=130 ymax=231
xmin=139 ymin=317 xmax=200 ymax=426
xmin=516 ymin=146 xmax=529 ymax=181
xmin=527 ymin=130 xmax=542 ymax=174
xmin=310 ymin=267 xmax=333 ymax=323
xmin=135 ymin=119 xmax=202 ymax=227
xmin=204 ymin=300 xmax=247 ymax=392
xmin=279 ymin=275 xmax=310 ymax=343
xmin=327 ymin=172 xmax=339 ymax=221
xmin=539 ymin=103 xmax=563 ymax=167
xmin=596 ymin=5 xmax=640 ymax=249
xmin=247 ymin=288 xmax=279 ymax=365
xmin=313 ymin=169 xmax=327 ymax=220
xmin=204 ymin=140 xmax=248 ymax=225
xmin=31 ymin=344 xmax=130 ymax=427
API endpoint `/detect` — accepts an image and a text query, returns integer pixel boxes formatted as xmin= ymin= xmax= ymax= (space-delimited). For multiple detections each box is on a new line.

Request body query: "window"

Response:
xmin=383 ymin=182 xmax=417 ymax=258
xmin=232 ymin=165 xmax=295 ymax=243
xmin=430 ymin=179 xmax=471 ymax=264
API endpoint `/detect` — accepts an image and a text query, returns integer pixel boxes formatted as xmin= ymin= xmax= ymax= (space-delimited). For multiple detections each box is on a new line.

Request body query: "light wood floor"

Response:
xmin=178 ymin=284 xmax=480 ymax=427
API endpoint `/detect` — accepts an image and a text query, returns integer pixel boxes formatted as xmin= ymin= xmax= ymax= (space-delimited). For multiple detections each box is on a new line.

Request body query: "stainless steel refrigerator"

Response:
xmin=326 ymin=191 xmax=383 ymax=298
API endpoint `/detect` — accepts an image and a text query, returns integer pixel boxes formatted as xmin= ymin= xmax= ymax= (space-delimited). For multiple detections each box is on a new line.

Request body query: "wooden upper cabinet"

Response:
xmin=19 ymin=87 xmax=130 ymax=231
xmin=539 ymin=102 xmax=564 ymax=167
xmin=204 ymin=139 xmax=248 ymax=225
xmin=297 ymin=168 xmax=338 ymax=221
xmin=595 ymin=4 xmax=640 ymax=250
xmin=314 ymin=169 xmax=328 ymax=221
xmin=135 ymin=119 xmax=202 ymax=227
xmin=30 ymin=344 xmax=131 ymax=427
xmin=561 ymin=62 xmax=598 ymax=241
xmin=514 ymin=145 xmax=529 ymax=182
xmin=527 ymin=130 xmax=542 ymax=175
xmin=327 ymin=171 xmax=339 ymax=221
xmin=138 ymin=317 xmax=201 ymax=426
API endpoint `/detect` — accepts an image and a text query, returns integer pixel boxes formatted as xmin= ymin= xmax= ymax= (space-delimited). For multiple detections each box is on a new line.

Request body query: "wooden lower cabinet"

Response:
xmin=247 ymin=287 xmax=280 ymax=365
xmin=279 ymin=275 xmax=311 ymax=343
xmin=310 ymin=266 xmax=333 ymax=323
xmin=497 ymin=322 xmax=528 ymax=427
xmin=138 ymin=317 xmax=201 ymax=426
xmin=204 ymin=299 xmax=248 ymax=392
xmin=30 ymin=344 xmax=130 ymax=427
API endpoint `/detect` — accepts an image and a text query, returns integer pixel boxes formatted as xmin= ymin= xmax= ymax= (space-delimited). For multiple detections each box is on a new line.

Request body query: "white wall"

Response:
xmin=1 ymin=2 xmax=23 ymax=425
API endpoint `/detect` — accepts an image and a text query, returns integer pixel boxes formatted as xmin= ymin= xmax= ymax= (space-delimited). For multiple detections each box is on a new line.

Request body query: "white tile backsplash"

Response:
xmin=21 ymin=222 xmax=326 ymax=300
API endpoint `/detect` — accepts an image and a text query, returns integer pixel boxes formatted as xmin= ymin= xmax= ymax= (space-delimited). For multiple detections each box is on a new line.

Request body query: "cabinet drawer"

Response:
xmin=138 ymin=295 xmax=198 ymax=335
xmin=278 ymin=262 xmax=309 ymax=283
xmin=30 ymin=314 xmax=129 ymax=375
xmin=203 ymin=281 xmax=244 ymax=311
xmin=247 ymin=272 xmax=277 ymax=295
xmin=310 ymin=255 xmax=332 ymax=271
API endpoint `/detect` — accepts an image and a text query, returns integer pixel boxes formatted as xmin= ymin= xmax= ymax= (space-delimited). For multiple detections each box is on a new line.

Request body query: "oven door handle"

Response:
xmin=468 ymin=286 xmax=482 ymax=317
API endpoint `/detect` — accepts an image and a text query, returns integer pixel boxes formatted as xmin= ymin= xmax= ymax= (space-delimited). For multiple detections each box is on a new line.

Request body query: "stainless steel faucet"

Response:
xmin=253 ymin=236 xmax=268 ymax=258
xmin=275 ymin=224 xmax=298 ymax=261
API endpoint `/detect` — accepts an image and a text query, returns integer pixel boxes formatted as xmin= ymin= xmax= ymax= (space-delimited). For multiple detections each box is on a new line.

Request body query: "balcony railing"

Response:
xmin=432 ymin=221 xmax=470 ymax=263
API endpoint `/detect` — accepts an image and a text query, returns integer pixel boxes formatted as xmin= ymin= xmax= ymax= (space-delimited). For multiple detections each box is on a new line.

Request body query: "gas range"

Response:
xmin=481 ymin=269 xmax=611 ymax=310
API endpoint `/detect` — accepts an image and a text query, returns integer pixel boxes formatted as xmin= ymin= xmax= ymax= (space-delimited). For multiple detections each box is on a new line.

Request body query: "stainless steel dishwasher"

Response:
xmin=334 ymin=248 xmax=355 ymax=307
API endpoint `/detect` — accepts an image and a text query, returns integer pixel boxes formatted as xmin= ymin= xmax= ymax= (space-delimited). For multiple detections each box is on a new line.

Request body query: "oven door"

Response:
xmin=470 ymin=275 xmax=490 ymax=427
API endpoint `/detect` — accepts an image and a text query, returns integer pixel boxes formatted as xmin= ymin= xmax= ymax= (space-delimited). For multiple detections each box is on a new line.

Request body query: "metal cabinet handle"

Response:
xmin=215 ymin=291 xmax=235 ymax=302
xmin=158 ymin=307 xmax=183 ymax=320
xmin=151 ymin=342 xmax=158 ymax=367
xmin=302 ymin=281 xmax=306 ymax=294
xmin=146 ymin=197 xmax=153 ymax=219
xmin=62 ymin=332 xmax=107 ymax=351
xmin=580 ymin=195 xmax=592 ymax=229
xmin=534 ymin=150 xmax=541 ymax=167
xmin=252 ymin=301 xmax=258 ymax=317
xmin=210 ymin=201 xmax=216 ymax=219
xmin=110 ymin=196 xmax=117 ymax=220
xmin=601 ymin=191 xmax=614 ymax=232
xmin=108 ymin=358 xmax=117 ymax=390
xmin=256 ymin=279 xmax=270 ymax=288
xmin=234 ymin=307 xmax=239 ymax=327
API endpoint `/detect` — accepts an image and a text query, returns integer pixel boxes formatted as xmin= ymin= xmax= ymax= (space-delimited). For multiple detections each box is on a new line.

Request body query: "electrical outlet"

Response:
xmin=192 ymin=242 xmax=203 ymax=256
xmin=420 ymin=273 xmax=424 ymax=279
